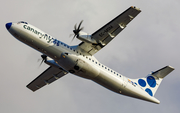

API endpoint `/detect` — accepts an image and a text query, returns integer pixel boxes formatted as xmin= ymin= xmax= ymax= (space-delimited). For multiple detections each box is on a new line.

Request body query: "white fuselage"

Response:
xmin=7 ymin=22 xmax=160 ymax=104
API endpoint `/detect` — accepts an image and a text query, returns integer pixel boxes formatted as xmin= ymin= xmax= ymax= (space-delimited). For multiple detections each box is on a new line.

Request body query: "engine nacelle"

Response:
xmin=45 ymin=57 xmax=60 ymax=68
xmin=77 ymin=31 xmax=97 ymax=44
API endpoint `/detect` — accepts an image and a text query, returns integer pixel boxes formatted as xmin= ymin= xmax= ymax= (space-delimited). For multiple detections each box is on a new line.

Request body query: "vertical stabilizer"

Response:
xmin=132 ymin=66 xmax=174 ymax=97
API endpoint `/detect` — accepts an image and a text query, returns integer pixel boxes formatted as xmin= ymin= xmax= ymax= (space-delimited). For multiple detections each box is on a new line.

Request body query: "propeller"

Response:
xmin=38 ymin=54 xmax=47 ymax=66
xmin=71 ymin=20 xmax=84 ymax=42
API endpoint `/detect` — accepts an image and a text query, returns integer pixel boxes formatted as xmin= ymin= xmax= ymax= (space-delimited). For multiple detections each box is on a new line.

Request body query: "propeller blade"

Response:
xmin=71 ymin=35 xmax=76 ymax=42
xmin=39 ymin=59 xmax=44 ymax=67
xmin=74 ymin=24 xmax=77 ymax=30
xmin=78 ymin=20 xmax=83 ymax=30
xmin=79 ymin=27 xmax=84 ymax=31
xmin=69 ymin=34 xmax=74 ymax=38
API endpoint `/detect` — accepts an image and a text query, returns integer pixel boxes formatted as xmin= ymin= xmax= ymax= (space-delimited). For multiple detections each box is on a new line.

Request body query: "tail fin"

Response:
xmin=132 ymin=66 xmax=174 ymax=97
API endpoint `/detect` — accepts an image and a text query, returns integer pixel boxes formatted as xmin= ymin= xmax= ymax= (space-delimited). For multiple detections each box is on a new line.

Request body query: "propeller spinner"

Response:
xmin=39 ymin=54 xmax=47 ymax=66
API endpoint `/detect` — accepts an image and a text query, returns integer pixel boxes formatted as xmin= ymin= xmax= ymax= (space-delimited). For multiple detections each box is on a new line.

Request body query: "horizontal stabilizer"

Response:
xmin=152 ymin=66 xmax=174 ymax=78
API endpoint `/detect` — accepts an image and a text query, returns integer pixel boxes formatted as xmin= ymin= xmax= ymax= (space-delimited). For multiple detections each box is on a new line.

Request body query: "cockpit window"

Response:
xmin=18 ymin=21 xmax=28 ymax=24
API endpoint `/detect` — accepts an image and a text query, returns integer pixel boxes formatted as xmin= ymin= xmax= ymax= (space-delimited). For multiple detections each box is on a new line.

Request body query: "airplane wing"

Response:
xmin=27 ymin=66 xmax=68 ymax=92
xmin=79 ymin=6 xmax=141 ymax=55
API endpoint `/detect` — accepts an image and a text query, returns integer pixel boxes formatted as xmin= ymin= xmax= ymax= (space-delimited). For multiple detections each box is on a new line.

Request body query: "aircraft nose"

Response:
xmin=6 ymin=22 xmax=12 ymax=30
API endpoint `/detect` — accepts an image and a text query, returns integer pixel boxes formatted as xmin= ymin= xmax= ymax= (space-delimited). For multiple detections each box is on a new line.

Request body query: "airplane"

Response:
xmin=6 ymin=6 xmax=174 ymax=104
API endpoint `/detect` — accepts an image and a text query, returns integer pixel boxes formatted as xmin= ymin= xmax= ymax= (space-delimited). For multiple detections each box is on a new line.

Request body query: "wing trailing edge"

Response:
xmin=27 ymin=66 xmax=68 ymax=92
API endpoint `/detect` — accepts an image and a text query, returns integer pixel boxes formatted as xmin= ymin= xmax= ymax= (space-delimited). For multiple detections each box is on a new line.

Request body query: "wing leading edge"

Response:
xmin=27 ymin=66 xmax=68 ymax=92
xmin=79 ymin=6 xmax=141 ymax=55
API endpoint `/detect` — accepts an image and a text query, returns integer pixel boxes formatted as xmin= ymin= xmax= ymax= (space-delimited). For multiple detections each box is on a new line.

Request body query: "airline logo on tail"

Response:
xmin=134 ymin=66 xmax=174 ymax=97
xmin=138 ymin=76 xmax=157 ymax=96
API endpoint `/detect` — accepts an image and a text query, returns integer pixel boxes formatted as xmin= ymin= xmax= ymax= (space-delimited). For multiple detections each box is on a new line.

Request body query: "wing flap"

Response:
xmin=27 ymin=66 xmax=68 ymax=92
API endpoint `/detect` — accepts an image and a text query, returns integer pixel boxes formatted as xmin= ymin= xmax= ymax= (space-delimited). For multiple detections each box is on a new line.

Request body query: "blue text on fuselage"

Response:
xmin=23 ymin=24 xmax=66 ymax=47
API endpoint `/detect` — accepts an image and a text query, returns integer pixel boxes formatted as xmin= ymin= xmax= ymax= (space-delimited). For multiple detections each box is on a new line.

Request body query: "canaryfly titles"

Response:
xmin=23 ymin=24 xmax=63 ymax=46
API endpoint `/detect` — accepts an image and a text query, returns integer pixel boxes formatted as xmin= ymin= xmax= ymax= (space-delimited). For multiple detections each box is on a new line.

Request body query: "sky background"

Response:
xmin=1 ymin=0 xmax=180 ymax=113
